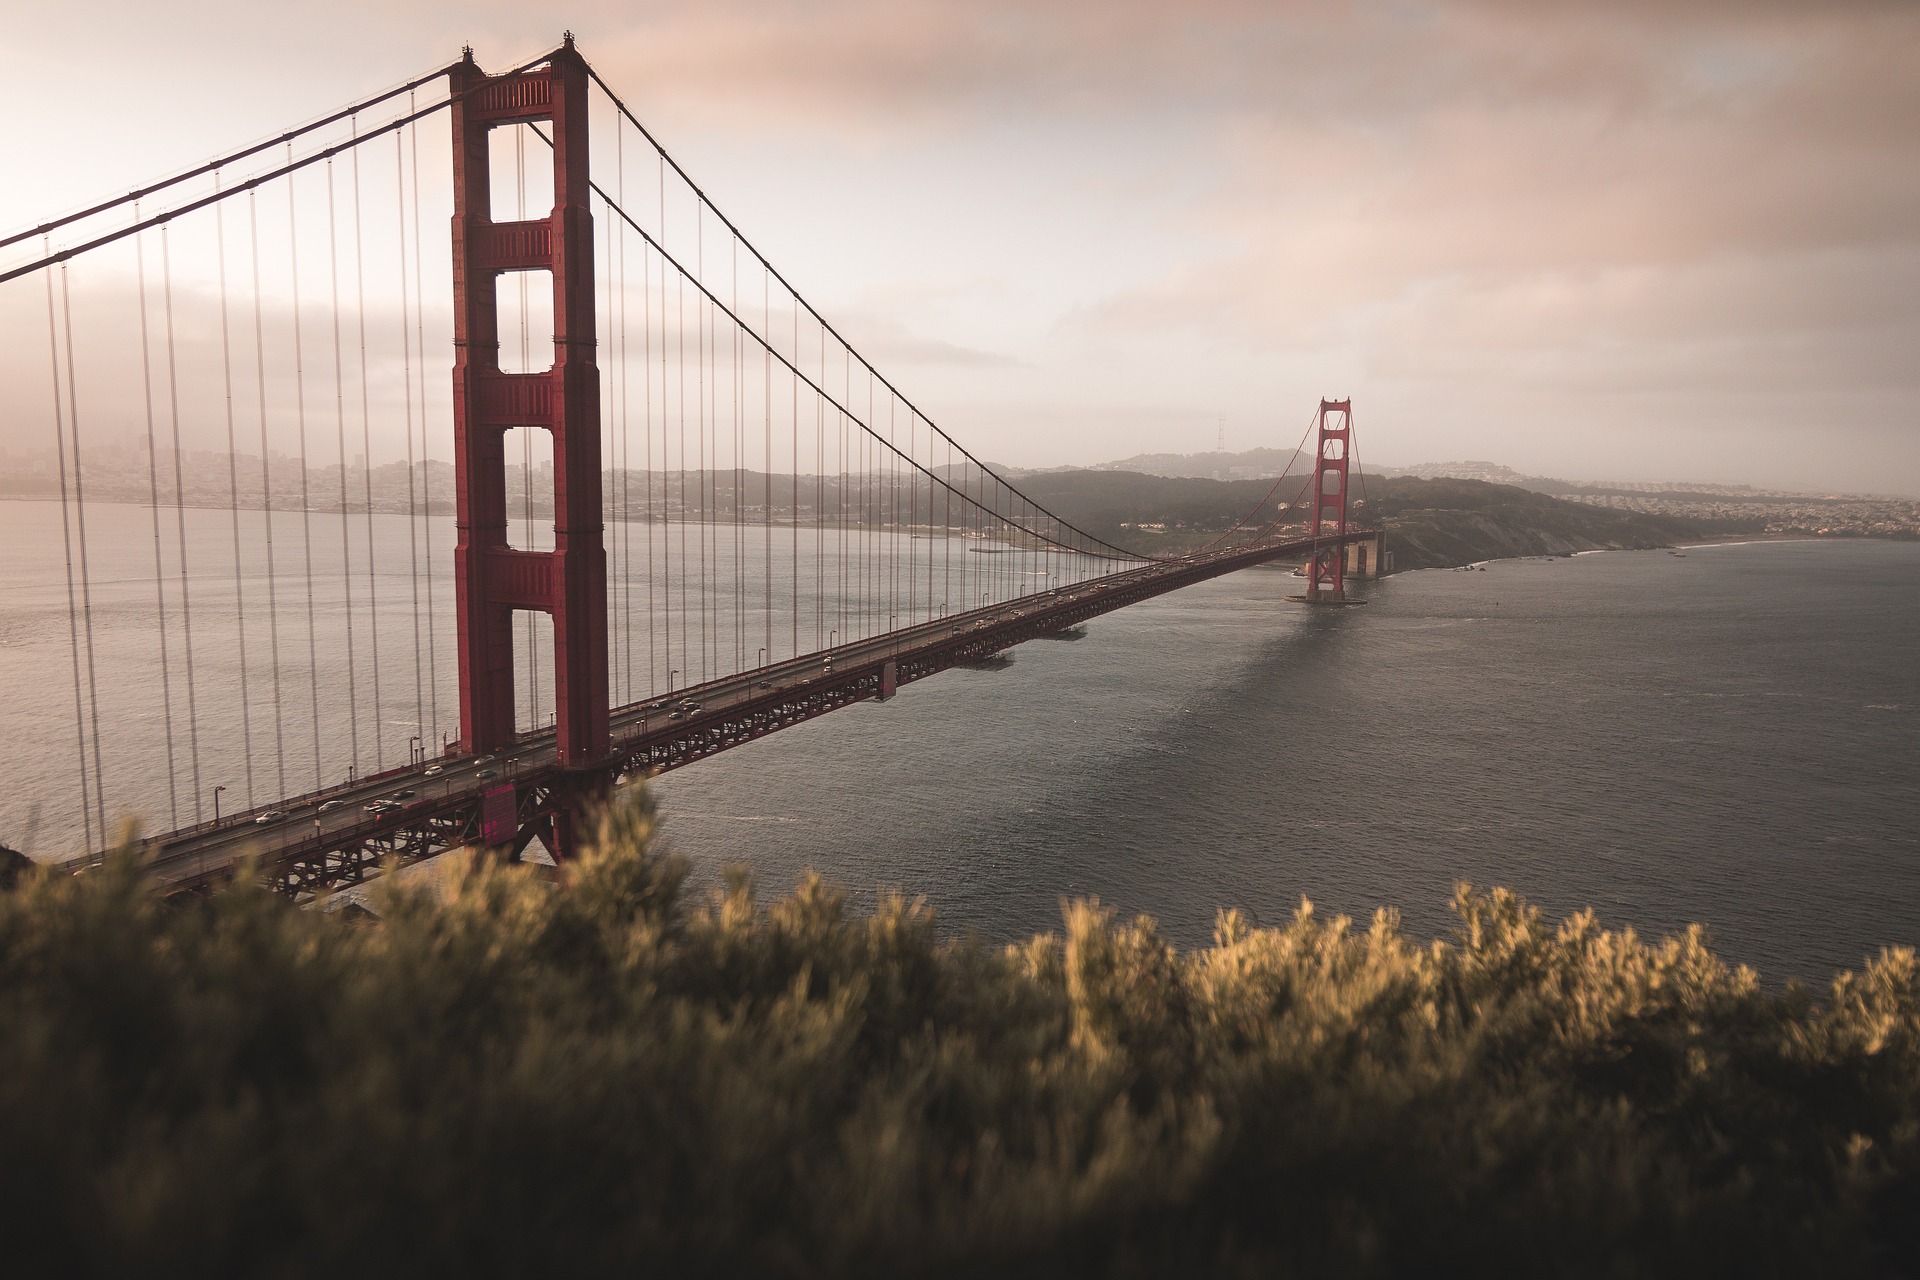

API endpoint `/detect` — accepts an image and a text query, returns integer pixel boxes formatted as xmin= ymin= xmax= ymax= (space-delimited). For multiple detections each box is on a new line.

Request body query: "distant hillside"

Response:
xmin=1016 ymin=470 xmax=1753 ymax=566
xmin=1364 ymin=476 xmax=1747 ymax=569
xmin=1075 ymin=446 xmax=1314 ymax=482
xmin=1015 ymin=468 xmax=1345 ymax=551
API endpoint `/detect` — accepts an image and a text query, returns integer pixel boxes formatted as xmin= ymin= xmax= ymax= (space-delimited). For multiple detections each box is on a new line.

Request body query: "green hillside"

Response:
xmin=1016 ymin=469 xmax=1755 ymax=567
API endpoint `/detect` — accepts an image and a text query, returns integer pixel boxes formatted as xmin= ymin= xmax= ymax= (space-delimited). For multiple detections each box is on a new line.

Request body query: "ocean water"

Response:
xmin=4 ymin=493 xmax=1915 ymax=980
xmin=652 ymin=539 xmax=1920 ymax=980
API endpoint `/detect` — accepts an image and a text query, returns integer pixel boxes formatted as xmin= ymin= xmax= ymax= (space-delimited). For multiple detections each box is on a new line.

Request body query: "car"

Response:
xmin=475 ymin=769 xmax=499 ymax=781
xmin=391 ymin=789 xmax=416 ymax=801
xmin=254 ymin=810 xmax=287 ymax=825
xmin=668 ymin=709 xmax=685 ymax=721
xmin=363 ymin=799 xmax=400 ymax=814
xmin=424 ymin=765 xmax=444 ymax=776
xmin=682 ymin=702 xmax=702 ymax=713
xmin=757 ymin=680 xmax=772 ymax=689
xmin=318 ymin=799 xmax=347 ymax=813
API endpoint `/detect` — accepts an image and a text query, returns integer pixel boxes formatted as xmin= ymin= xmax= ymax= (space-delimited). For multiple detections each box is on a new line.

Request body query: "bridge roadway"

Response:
xmin=81 ymin=529 xmax=1379 ymax=896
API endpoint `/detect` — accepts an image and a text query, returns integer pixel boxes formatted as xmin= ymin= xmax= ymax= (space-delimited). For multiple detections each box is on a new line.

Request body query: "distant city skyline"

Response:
xmin=2 ymin=0 xmax=1915 ymax=494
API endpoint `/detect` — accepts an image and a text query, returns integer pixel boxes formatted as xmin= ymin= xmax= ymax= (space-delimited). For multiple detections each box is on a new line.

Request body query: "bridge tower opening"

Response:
xmin=1303 ymin=399 xmax=1355 ymax=603
xmin=449 ymin=39 xmax=609 ymax=857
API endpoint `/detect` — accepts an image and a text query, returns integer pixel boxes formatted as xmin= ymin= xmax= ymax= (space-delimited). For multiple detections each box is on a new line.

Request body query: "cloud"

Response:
xmin=2 ymin=0 xmax=1916 ymax=489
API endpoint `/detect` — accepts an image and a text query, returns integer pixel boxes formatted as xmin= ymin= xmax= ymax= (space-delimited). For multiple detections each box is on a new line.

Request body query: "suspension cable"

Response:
xmin=45 ymin=241 xmax=94 ymax=853
xmin=247 ymin=190 xmax=288 ymax=798
xmin=0 ymin=47 xmax=565 ymax=286
xmin=289 ymin=149 xmax=324 ymax=789
xmin=395 ymin=131 xmax=425 ymax=760
xmin=134 ymin=215 xmax=181 ymax=828
xmin=0 ymin=62 xmax=459 ymax=253
xmin=59 ymin=264 xmax=109 ymax=843
xmin=408 ymin=103 xmax=439 ymax=748
xmin=582 ymin=61 xmax=1144 ymax=563
xmin=159 ymin=226 xmax=206 ymax=821
xmin=325 ymin=157 xmax=362 ymax=773
xmin=571 ymin=159 xmax=1143 ymax=564
xmin=350 ymin=120 xmax=384 ymax=770
xmin=214 ymin=175 xmax=256 ymax=808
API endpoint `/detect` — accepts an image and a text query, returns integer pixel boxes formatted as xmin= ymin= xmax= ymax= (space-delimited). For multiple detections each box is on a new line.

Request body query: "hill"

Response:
xmin=1361 ymin=475 xmax=1741 ymax=569
xmin=1016 ymin=469 xmax=1749 ymax=566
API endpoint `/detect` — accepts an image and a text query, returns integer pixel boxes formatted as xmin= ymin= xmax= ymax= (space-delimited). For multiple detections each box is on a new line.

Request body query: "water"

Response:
xmin=0 ymin=496 xmax=1100 ymax=843
xmin=652 ymin=539 xmax=1920 ymax=980
xmin=3 ymin=493 xmax=1915 ymax=980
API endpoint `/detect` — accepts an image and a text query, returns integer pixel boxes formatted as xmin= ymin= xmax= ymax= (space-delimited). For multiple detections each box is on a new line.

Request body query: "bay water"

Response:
xmin=3 ymin=495 xmax=1914 ymax=980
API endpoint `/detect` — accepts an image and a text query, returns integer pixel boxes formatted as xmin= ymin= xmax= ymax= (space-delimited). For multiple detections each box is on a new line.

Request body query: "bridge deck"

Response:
xmin=87 ymin=530 xmax=1378 ymax=895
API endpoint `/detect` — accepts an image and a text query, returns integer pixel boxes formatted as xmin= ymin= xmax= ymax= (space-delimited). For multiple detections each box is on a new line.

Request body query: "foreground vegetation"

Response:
xmin=3 ymin=797 xmax=1916 ymax=1276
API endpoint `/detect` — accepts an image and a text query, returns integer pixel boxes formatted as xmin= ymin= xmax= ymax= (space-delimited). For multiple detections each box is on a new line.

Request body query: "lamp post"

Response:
xmin=668 ymin=669 xmax=679 ymax=693
xmin=213 ymin=784 xmax=226 ymax=823
xmin=758 ymin=647 xmax=766 ymax=668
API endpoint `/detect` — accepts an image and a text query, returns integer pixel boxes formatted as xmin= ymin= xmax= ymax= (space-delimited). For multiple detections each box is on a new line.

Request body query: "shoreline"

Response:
xmin=1395 ymin=532 xmax=1873 ymax=576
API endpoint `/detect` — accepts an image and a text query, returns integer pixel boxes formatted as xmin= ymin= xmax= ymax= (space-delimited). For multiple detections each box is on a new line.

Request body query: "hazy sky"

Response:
xmin=4 ymin=0 xmax=1917 ymax=492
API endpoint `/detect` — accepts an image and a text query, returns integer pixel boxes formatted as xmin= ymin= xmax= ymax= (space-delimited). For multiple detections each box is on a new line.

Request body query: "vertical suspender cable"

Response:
xmin=815 ymin=314 xmax=824 ymax=650
xmin=791 ymin=289 xmax=799 ymax=659
xmin=644 ymin=167 xmax=657 ymax=700
xmin=763 ymin=261 xmax=772 ymax=665
xmin=730 ymin=238 xmax=741 ymax=672
xmin=325 ymin=158 xmax=362 ymax=774
xmin=134 ymin=218 xmax=181 ymax=828
xmin=160 ymin=226 xmax=206 ymax=821
xmin=45 ymin=245 xmax=95 ymax=853
xmin=59 ymin=265 xmax=109 ymax=844
xmin=676 ymin=220 xmax=687 ymax=683
xmin=641 ymin=152 xmax=656 ymax=702
xmin=248 ymin=192 xmax=288 ymax=798
xmin=350 ymin=122 xmax=385 ymax=770
xmin=395 ymin=133 xmax=425 ymax=757
xmin=617 ymin=126 xmax=635 ymax=704
xmin=695 ymin=206 xmax=708 ymax=682
xmin=409 ymin=108 xmax=440 ymax=749
xmin=291 ymin=149 xmax=325 ymax=790
xmin=214 ymin=176 xmax=257 ymax=808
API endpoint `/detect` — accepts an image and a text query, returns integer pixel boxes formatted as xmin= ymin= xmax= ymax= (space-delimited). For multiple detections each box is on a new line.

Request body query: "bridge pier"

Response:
xmin=1345 ymin=530 xmax=1389 ymax=579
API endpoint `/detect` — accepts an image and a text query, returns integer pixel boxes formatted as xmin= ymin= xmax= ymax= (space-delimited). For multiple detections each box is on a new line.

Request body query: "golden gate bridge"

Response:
xmin=3 ymin=38 xmax=1384 ymax=895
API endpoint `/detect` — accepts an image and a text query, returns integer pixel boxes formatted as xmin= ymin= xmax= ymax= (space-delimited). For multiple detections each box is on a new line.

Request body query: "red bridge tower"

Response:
xmin=449 ymin=39 xmax=609 ymax=856
xmin=1305 ymin=398 xmax=1354 ymax=602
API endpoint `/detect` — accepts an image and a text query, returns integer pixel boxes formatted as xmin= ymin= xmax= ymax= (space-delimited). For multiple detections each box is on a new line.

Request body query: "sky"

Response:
xmin=3 ymin=0 xmax=1917 ymax=493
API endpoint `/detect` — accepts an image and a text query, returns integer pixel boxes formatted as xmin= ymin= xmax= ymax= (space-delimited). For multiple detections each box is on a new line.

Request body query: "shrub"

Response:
xmin=0 ymin=793 xmax=1913 ymax=1277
